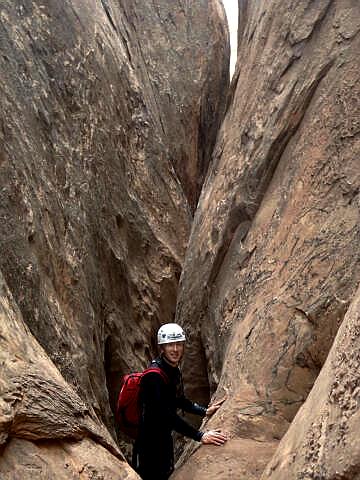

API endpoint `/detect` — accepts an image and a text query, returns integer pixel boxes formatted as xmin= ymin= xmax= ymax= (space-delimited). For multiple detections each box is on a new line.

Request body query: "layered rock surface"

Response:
xmin=0 ymin=0 xmax=228 ymax=477
xmin=0 ymin=270 xmax=137 ymax=479
xmin=174 ymin=0 xmax=360 ymax=478
xmin=116 ymin=0 xmax=229 ymax=211
xmin=1 ymin=0 xmax=359 ymax=478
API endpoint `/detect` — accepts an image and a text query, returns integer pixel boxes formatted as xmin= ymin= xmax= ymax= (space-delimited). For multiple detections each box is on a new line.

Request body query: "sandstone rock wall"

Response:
xmin=0 ymin=269 xmax=139 ymax=479
xmin=1 ymin=0 xmax=359 ymax=478
xmin=262 ymin=282 xmax=360 ymax=479
xmin=0 ymin=0 xmax=229 ymax=477
xmin=116 ymin=0 xmax=229 ymax=211
xmin=174 ymin=0 xmax=360 ymax=478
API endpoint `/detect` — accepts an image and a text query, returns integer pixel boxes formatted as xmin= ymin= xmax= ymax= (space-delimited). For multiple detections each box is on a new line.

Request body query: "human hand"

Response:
xmin=206 ymin=396 xmax=227 ymax=416
xmin=201 ymin=429 xmax=227 ymax=446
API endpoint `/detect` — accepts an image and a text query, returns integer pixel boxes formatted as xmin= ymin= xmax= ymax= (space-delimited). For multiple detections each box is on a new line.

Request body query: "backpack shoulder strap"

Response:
xmin=142 ymin=366 xmax=169 ymax=384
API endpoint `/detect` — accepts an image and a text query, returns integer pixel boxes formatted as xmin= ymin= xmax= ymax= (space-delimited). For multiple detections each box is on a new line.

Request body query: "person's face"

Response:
xmin=161 ymin=341 xmax=185 ymax=366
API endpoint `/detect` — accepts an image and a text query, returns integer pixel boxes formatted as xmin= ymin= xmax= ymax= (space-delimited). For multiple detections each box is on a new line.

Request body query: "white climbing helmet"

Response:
xmin=157 ymin=323 xmax=186 ymax=345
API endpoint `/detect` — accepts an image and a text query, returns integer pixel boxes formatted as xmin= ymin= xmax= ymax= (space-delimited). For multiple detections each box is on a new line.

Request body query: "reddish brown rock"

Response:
xmin=262 ymin=283 xmax=360 ymax=480
xmin=0 ymin=269 xmax=139 ymax=478
xmin=117 ymin=0 xmax=230 ymax=211
xmin=175 ymin=0 xmax=360 ymax=478
xmin=173 ymin=438 xmax=278 ymax=480
xmin=0 ymin=0 xmax=229 ymax=477
xmin=0 ymin=438 xmax=137 ymax=480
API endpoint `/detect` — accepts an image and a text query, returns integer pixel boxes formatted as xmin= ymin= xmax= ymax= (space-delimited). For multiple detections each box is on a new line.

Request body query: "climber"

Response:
xmin=132 ymin=322 xmax=227 ymax=480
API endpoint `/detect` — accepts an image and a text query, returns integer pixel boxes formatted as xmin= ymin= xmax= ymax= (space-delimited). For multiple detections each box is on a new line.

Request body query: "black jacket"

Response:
xmin=133 ymin=356 xmax=206 ymax=480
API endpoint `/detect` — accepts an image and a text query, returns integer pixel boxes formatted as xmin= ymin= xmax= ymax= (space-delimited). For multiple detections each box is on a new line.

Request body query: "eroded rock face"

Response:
xmin=262 ymin=283 xmax=360 ymax=480
xmin=0 ymin=270 xmax=139 ymax=479
xmin=0 ymin=0 xmax=229 ymax=477
xmin=175 ymin=0 xmax=360 ymax=478
xmin=2 ymin=0 xmax=359 ymax=478
xmin=116 ymin=0 xmax=230 ymax=211
xmin=0 ymin=437 xmax=136 ymax=480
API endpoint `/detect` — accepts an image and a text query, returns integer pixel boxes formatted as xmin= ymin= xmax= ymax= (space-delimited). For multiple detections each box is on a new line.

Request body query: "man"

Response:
xmin=132 ymin=323 xmax=227 ymax=480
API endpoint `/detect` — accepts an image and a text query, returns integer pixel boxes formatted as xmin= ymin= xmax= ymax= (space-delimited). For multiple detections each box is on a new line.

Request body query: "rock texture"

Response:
xmin=0 ymin=438 xmax=136 ymax=480
xmin=0 ymin=270 xmax=138 ymax=479
xmin=116 ymin=0 xmax=229 ymax=211
xmin=0 ymin=0 xmax=228 ymax=477
xmin=262 ymin=283 xmax=360 ymax=479
xmin=174 ymin=0 xmax=360 ymax=478
xmin=1 ymin=0 xmax=359 ymax=478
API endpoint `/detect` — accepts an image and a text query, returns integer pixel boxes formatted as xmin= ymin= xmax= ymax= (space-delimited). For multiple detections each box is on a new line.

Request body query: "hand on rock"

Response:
xmin=201 ymin=429 xmax=227 ymax=446
xmin=206 ymin=396 xmax=227 ymax=416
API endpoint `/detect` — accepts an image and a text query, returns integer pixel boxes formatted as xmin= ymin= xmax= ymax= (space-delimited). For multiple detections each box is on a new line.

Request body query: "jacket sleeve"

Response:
xmin=176 ymin=395 xmax=207 ymax=417
xmin=140 ymin=372 xmax=203 ymax=442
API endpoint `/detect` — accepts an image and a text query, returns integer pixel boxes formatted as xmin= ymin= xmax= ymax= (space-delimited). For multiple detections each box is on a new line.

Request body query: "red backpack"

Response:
xmin=116 ymin=366 xmax=169 ymax=439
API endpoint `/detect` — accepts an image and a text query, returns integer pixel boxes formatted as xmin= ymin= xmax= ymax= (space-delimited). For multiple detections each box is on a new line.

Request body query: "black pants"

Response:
xmin=132 ymin=436 xmax=174 ymax=480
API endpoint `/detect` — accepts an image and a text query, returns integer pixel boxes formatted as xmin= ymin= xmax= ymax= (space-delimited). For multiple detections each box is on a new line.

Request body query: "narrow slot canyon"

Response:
xmin=0 ymin=1 xmax=359 ymax=480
